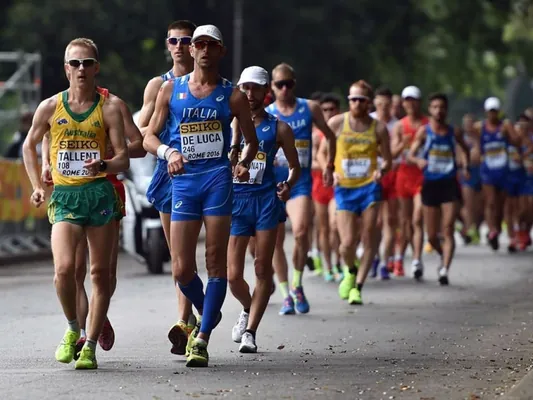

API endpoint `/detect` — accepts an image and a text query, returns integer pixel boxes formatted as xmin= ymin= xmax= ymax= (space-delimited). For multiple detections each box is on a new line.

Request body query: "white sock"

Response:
xmin=80 ymin=329 xmax=86 ymax=338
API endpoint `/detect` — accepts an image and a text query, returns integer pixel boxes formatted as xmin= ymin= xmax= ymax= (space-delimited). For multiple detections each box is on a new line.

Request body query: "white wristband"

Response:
xmin=157 ymin=144 xmax=170 ymax=160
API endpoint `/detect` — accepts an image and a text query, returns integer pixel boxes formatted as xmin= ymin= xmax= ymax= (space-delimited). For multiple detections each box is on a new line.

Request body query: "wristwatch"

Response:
xmin=283 ymin=180 xmax=292 ymax=189
xmin=98 ymin=160 xmax=107 ymax=172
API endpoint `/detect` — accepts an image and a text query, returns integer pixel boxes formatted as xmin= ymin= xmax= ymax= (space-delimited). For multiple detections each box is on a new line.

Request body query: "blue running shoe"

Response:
xmin=291 ymin=287 xmax=310 ymax=314
xmin=279 ymin=296 xmax=296 ymax=315
xmin=379 ymin=265 xmax=390 ymax=280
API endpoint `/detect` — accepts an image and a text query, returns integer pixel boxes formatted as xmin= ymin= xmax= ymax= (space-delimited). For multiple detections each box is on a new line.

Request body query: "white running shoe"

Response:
xmin=231 ymin=310 xmax=249 ymax=343
xmin=239 ymin=331 xmax=257 ymax=353
xmin=438 ymin=266 xmax=449 ymax=285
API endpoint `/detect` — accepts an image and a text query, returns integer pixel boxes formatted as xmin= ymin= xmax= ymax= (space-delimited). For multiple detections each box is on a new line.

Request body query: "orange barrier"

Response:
xmin=0 ymin=158 xmax=49 ymax=223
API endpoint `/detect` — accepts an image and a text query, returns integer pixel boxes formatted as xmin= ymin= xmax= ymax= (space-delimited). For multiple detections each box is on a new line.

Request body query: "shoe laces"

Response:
xmin=236 ymin=312 xmax=248 ymax=331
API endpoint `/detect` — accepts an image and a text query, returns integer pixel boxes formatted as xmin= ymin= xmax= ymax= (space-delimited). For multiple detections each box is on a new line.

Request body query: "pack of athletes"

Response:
xmin=146 ymin=70 xmax=176 ymax=213
xmin=268 ymin=97 xmax=313 ymax=199
xmin=168 ymin=73 xmax=234 ymax=219
xmin=48 ymin=90 xmax=120 ymax=225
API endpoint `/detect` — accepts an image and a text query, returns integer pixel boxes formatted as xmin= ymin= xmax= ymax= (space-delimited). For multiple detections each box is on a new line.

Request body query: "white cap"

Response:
xmin=192 ymin=25 xmax=223 ymax=44
xmin=484 ymin=97 xmax=501 ymax=111
xmin=237 ymin=66 xmax=269 ymax=86
xmin=401 ymin=86 xmax=422 ymax=100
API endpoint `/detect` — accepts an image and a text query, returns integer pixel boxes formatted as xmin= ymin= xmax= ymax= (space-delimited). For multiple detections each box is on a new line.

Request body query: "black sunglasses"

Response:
xmin=193 ymin=40 xmax=222 ymax=50
xmin=322 ymin=107 xmax=336 ymax=112
xmin=66 ymin=58 xmax=97 ymax=68
xmin=167 ymin=36 xmax=192 ymax=46
xmin=274 ymin=80 xmax=295 ymax=90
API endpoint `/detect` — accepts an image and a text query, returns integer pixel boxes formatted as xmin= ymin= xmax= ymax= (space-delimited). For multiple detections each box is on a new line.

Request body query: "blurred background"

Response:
xmin=1 ymin=0 xmax=533 ymax=262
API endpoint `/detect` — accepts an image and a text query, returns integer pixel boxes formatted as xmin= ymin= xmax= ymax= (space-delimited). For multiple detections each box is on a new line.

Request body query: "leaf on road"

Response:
xmin=277 ymin=345 xmax=285 ymax=350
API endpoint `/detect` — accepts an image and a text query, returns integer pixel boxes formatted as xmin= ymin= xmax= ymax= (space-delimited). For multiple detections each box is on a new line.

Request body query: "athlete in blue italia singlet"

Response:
xmin=408 ymin=93 xmax=470 ymax=286
xmin=228 ymin=66 xmax=300 ymax=353
xmin=476 ymin=97 xmax=518 ymax=251
xmin=266 ymin=63 xmax=336 ymax=316
xmin=143 ymin=24 xmax=259 ymax=368
xmin=136 ymin=20 xmax=196 ymax=358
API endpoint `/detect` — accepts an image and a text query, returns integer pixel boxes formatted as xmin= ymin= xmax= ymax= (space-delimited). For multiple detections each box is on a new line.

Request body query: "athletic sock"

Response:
xmin=178 ymin=274 xmax=205 ymax=314
xmin=80 ymin=329 xmax=86 ymax=338
xmin=356 ymin=283 xmax=363 ymax=291
xmin=199 ymin=277 xmax=227 ymax=336
xmin=292 ymin=269 xmax=303 ymax=288
xmin=85 ymin=339 xmax=97 ymax=351
xmin=279 ymin=281 xmax=289 ymax=299
xmin=245 ymin=329 xmax=256 ymax=339
xmin=68 ymin=319 xmax=80 ymax=333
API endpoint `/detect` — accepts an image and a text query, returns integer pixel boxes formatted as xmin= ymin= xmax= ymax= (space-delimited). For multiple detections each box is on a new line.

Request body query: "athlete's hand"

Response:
xmin=372 ymin=169 xmax=383 ymax=183
xmin=461 ymin=167 xmax=471 ymax=181
xmin=233 ymin=162 xmax=250 ymax=182
xmin=415 ymin=159 xmax=428 ymax=170
xmin=41 ymin=164 xmax=54 ymax=187
xmin=30 ymin=188 xmax=46 ymax=208
xmin=167 ymin=151 xmax=188 ymax=176
xmin=84 ymin=159 xmax=101 ymax=176
xmin=322 ymin=167 xmax=334 ymax=187
xmin=277 ymin=181 xmax=291 ymax=202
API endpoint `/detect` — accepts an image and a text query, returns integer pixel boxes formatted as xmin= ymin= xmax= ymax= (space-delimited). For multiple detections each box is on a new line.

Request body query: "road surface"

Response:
xmin=1 ymin=232 xmax=533 ymax=400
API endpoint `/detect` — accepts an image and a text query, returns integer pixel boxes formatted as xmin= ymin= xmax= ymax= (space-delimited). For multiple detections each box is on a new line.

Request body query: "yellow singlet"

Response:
xmin=334 ymin=113 xmax=378 ymax=189
xmin=49 ymin=91 xmax=107 ymax=186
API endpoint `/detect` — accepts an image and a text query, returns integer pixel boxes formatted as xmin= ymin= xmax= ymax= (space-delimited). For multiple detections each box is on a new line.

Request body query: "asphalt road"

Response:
xmin=2 ymin=231 xmax=533 ymax=400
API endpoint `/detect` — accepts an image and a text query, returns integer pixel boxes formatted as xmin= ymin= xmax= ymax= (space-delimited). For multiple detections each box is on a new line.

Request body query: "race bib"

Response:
xmin=275 ymin=147 xmax=288 ymax=167
xmin=233 ymin=151 xmax=267 ymax=185
xmin=180 ymin=121 xmax=224 ymax=161
xmin=484 ymin=149 xmax=507 ymax=169
xmin=56 ymin=150 xmax=100 ymax=177
xmin=342 ymin=158 xmax=371 ymax=178
xmin=295 ymin=139 xmax=310 ymax=168
xmin=508 ymin=148 xmax=521 ymax=171
xmin=427 ymin=154 xmax=454 ymax=174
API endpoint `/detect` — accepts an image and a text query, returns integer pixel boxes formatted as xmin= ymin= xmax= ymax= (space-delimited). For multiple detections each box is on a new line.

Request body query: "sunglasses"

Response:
xmin=347 ymin=95 xmax=369 ymax=103
xmin=273 ymin=80 xmax=295 ymax=90
xmin=193 ymin=40 xmax=222 ymax=50
xmin=322 ymin=107 xmax=336 ymax=112
xmin=66 ymin=58 xmax=97 ymax=68
xmin=167 ymin=36 xmax=192 ymax=46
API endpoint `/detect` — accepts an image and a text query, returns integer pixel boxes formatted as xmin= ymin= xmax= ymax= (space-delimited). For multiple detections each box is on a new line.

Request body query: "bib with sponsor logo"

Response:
xmin=49 ymin=91 xmax=107 ymax=186
xmin=180 ymin=120 xmax=224 ymax=161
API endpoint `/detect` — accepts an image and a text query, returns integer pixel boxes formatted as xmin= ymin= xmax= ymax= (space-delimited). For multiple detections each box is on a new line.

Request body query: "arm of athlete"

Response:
xmin=317 ymin=113 xmax=342 ymax=185
xmin=454 ymin=127 xmax=470 ymax=179
xmin=41 ymin=132 xmax=53 ymax=186
xmin=375 ymin=121 xmax=392 ymax=181
xmin=504 ymin=119 xmax=522 ymax=147
xmin=86 ymin=101 xmax=129 ymax=175
xmin=311 ymin=128 xmax=322 ymax=170
xmin=22 ymin=97 xmax=55 ymax=207
xmin=276 ymin=120 xmax=301 ymax=201
xmin=230 ymin=88 xmax=259 ymax=182
xmin=116 ymin=97 xmax=146 ymax=158
xmin=309 ymin=100 xmax=336 ymax=186
xmin=407 ymin=125 xmax=427 ymax=170
xmin=229 ymin=118 xmax=242 ymax=167
xmin=390 ymin=120 xmax=405 ymax=159
xmin=137 ymin=77 xmax=164 ymax=137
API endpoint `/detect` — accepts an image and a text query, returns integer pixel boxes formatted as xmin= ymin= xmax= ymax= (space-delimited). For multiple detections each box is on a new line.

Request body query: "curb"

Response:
xmin=503 ymin=366 xmax=533 ymax=400
xmin=0 ymin=250 xmax=52 ymax=266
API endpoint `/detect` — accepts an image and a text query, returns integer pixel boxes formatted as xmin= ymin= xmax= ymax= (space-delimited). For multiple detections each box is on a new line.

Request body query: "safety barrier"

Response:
xmin=0 ymin=157 xmax=52 ymax=264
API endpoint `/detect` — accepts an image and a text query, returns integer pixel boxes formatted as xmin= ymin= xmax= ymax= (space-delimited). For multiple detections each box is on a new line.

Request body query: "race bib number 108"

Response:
xmin=57 ymin=150 xmax=100 ymax=177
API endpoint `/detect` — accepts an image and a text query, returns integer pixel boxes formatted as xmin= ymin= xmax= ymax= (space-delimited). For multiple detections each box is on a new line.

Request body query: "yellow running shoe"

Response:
xmin=338 ymin=266 xmax=356 ymax=300
xmin=186 ymin=339 xmax=209 ymax=368
xmin=74 ymin=346 xmax=97 ymax=370
xmin=168 ymin=321 xmax=188 ymax=355
xmin=348 ymin=287 xmax=363 ymax=305
xmin=55 ymin=329 xmax=80 ymax=364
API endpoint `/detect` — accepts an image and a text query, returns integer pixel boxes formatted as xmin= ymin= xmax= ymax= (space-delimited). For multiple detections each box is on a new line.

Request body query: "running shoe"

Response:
xmin=487 ymin=231 xmax=499 ymax=251
xmin=379 ymin=265 xmax=390 ymax=280
xmin=438 ymin=266 xmax=449 ymax=286
xmin=323 ymin=269 xmax=334 ymax=282
xmin=291 ymin=287 xmax=310 ymax=314
xmin=279 ymin=296 xmax=295 ymax=315
xmin=369 ymin=256 xmax=379 ymax=278
xmin=168 ymin=321 xmax=189 ymax=355
xmin=98 ymin=317 xmax=115 ymax=351
xmin=239 ymin=332 xmax=257 ymax=353
xmin=73 ymin=336 xmax=86 ymax=361
xmin=393 ymin=259 xmax=405 ymax=277
xmin=312 ymin=256 xmax=323 ymax=276
xmin=55 ymin=329 xmax=80 ymax=364
xmin=231 ymin=310 xmax=249 ymax=343
xmin=412 ymin=260 xmax=423 ymax=281
xmin=348 ymin=287 xmax=363 ymax=305
xmin=338 ymin=266 xmax=356 ymax=299
xmin=75 ymin=346 xmax=97 ymax=370
xmin=186 ymin=339 xmax=209 ymax=367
